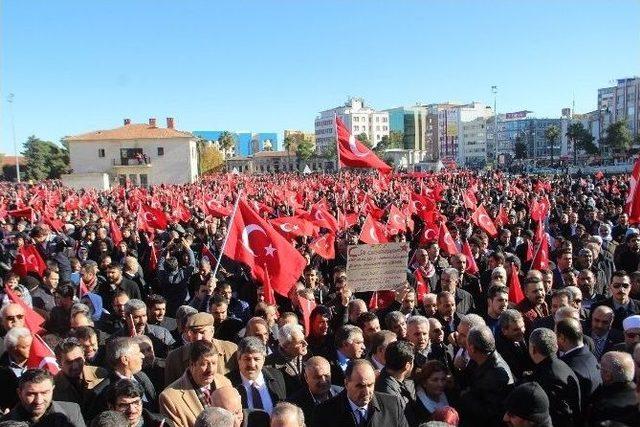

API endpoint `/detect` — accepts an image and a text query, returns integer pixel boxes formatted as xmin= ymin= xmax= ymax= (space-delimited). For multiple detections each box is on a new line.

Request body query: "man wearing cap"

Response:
xmin=503 ymin=382 xmax=552 ymax=427
xmin=613 ymin=314 xmax=640 ymax=354
xmin=592 ymin=270 xmax=640 ymax=331
xmin=165 ymin=312 xmax=238 ymax=386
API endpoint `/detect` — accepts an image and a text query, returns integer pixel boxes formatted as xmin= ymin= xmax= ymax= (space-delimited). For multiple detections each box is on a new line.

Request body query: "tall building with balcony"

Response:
xmin=597 ymin=77 xmax=640 ymax=139
xmin=314 ymin=98 xmax=389 ymax=154
xmin=63 ymin=117 xmax=199 ymax=189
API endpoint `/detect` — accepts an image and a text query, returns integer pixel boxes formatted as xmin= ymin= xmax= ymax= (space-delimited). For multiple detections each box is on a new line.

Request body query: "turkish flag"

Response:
xmin=27 ymin=334 xmax=60 ymax=375
xmin=203 ymin=197 xmax=232 ymax=218
xmin=148 ymin=242 xmax=159 ymax=271
xmin=336 ymin=117 xmax=392 ymax=174
xmin=109 ymin=216 xmax=123 ymax=246
xmin=297 ymin=293 xmax=316 ymax=336
xmin=12 ymin=245 xmax=47 ymax=278
xmin=461 ymin=240 xmax=479 ymax=275
xmin=7 ymin=207 xmax=34 ymax=221
xmin=309 ymin=233 xmax=336 ymax=260
xmin=626 ymin=158 xmax=640 ymax=224
xmin=140 ymin=204 xmax=169 ymax=230
xmin=262 ymin=263 xmax=276 ymax=305
xmin=462 ymin=191 xmax=477 ymax=210
xmin=471 ymin=204 xmax=498 ymax=237
xmin=4 ymin=285 xmax=45 ymax=334
xmin=358 ymin=214 xmax=388 ymax=244
xmin=201 ymin=244 xmax=217 ymax=264
xmin=438 ymin=223 xmax=458 ymax=255
xmin=271 ymin=216 xmax=318 ymax=239
xmin=508 ymin=266 xmax=525 ymax=305
xmin=386 ymin=205 xmax=406 ymax=235
xmin=225 ymin=199 xmax=307 ymax=296
xmin=410 ymin=193 xmax=436 ymax=220
xmin=495 ymin=205 xmax=509 ymax=227
xmin=531 ymin=234 xmax=550 ymax=271
xmin=308 ymin=201 xmax=338 ymax=232
xmin=419 ymin=222 xmax=439 ymax=244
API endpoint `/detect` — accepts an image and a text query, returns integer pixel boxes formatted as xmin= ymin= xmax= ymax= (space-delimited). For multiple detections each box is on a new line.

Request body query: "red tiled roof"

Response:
xmin=1 ymin=155 xmax=26 ymax=166
xmin=66 ymin=123 xmax=193 ymax=141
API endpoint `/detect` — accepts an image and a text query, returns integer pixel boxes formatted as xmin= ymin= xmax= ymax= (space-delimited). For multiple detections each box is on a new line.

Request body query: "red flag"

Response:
xmin=297 ymin=293 xmax=316 ymax=336
xmin=4 ymin=285 xmax=45 ymax=334
xmin=508 ymin=266 xmax=525 ymax=304
xmin=531 ymin=235 xmax=550 ymax=271
xmin=471 ymin=204 xmax=498 ymax=237
xmin=271 ymin=216 xmax=318 ymax=239
xmin=336 ymin=117 xmax=392 ymax=174
xmin=7 ymin=207 xmax=34 ymax=221
xmin=461 ymin=240 xmax=479 ymax=275
xmin=27 ymin=334 xmax=60 ymax=375
xmin=410 ymin=193 xmax=436 ymax=220
xmin=262 ymin=263 xmax=276 ymax=305
xmin=109 ymin=216 xmax=123 ymax=246
xmin=626 ymin=158 xmax=640 ymax=224
xmin=148 ymin=242 xmax=158 ymax=271
xmin=308 ymin=201 xmax=338 ymax=232
xmin=462 ymin=191 xmax=477 ymax=210
xmin=140 ymin=204 xmax=169 ymax=230
xmin=225 ymin=199 xmax=307 ymax=296
xmin=203 ymin=197 xmax=232 ymax=218
xmin=386 ymin=205 xmax=406 ymax=235
xmin=438 ymin=223 xmax=458 ymax=255
xmin=358 ymin=215 xmax=388 ymax=244
xmin=309 ymin=233 xmax=336 ymax=260
xmin=12 ymin=245 xmax=47 ymax=278
xmin=414 ymin=269 xmax=430 ymax=302
xmin=368 ymin=291 xmax=379 ymax=311
xmin=496 ymin=205 xmax=509 ymax=226
xmin=201 ymin=245 xmax=216 ymax=264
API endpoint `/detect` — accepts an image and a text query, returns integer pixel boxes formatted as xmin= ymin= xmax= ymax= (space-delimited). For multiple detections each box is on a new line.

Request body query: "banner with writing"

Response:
xmin=346 ymin=242 xmax=409 ymax=292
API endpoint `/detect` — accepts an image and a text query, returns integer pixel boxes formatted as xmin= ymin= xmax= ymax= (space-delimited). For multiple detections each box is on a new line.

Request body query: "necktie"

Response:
xmin=251 ymin=383 xmax=264 ymax=410
xmin=357 ymin=408 xmax=367 ymax=426
xmin=201 ymin=387 xmax=212 ymax=406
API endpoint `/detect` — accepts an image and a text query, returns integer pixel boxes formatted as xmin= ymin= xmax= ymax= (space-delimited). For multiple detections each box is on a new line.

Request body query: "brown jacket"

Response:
xmin=164 ymin=339 xmax=238 ymax=386
xmin=159 ymin=371 xmax=231 ymax=427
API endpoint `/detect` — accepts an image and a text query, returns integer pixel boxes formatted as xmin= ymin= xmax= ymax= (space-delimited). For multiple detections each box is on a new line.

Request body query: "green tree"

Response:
xmin=603 ymin=120 xmax=632 ymax=155
xmin=295 ymin=139 xmax=315 ymax=161
xmin=218 ymin=131 xmax=237 ymax=152
xmin=514 ymin=136 xmax=527 ymax=160
xmin=544 ymin=125 xmax=560 ymax=166
xmin=22 ymin=135 xmax=70 ymax=180
xmin=199 ymin=145 xmax=225 ymax=174
xmin=356 ymin=133 xmax=372 ymax=148
xmin=375 ymin=131 xmax=404 ymax=153
xmin=566 ymin=123 xmax=598 ymax=165
xmin=321 ymin=143 xmax=337 ymax=160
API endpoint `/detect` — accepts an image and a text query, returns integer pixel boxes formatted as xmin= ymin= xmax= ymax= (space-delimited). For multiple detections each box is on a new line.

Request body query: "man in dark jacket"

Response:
xmin=374 ymin=341 xmax=417 ymax=426
xmin=587 ymin=350 xmax=640 ymax=426
xmin=156 ymin=240 xmax=196 ymax=317
xmin=495 ymin=309 xmax=533 ymax=381
xmin=458 ymin=325 xmax=515 ymax=427
xmin=108 ymin=378 xmax=170 ymax=427
xmin=527 ymin=328 xmax=581 ymax=427
xmin=592 ymin=270 xmax=640 ymax=332
xmin=556 ymin=318 xmax=602 ymax=409
xmin=312 ymin=359 xmax=409 ymax=427
xmin=97 ymin=263 xmax=141 ymax=311
xmin=1 ymin=368 xmax=85 ymax=427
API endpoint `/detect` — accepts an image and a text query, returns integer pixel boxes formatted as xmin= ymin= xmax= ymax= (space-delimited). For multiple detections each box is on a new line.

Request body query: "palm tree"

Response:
xmin=218 ymin=131 xmax=237 ymax=158
xmin=566 ymin=123 xmax=583 ymax=166
xmin=544 ymin=125 xmax=560 ymax=167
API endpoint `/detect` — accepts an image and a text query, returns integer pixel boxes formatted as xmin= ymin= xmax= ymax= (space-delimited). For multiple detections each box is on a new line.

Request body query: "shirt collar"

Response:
xmin=347 ymin=397 xmax=368 ymax=414
xmin=240 ymin=371 xmax=265 ymax=388
xmin=370 ymin=356 xmax=384 ymax=370
xmin=560 ymin=344 xmax=583 ymax=357
xmin=336 ymin=350 xmax=350 ymax=366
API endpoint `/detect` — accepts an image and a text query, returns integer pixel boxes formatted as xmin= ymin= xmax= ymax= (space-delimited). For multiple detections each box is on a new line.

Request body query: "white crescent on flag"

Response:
xmin=348 ymin=135 xmax=370 ymax=158
xmin=369 ymin=227 xmax=379 ymax=243
xmin=279 ymin=223 xmax=294 ymax=233
xmin=241 ymin=224 xmax=268 ymax=257
xmin=144 ymin=212 xmax=156 ymax=222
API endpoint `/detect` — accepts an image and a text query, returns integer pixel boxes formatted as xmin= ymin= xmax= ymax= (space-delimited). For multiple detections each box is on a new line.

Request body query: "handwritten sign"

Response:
xmin=346 ymin=242 xmax=409 ymax=292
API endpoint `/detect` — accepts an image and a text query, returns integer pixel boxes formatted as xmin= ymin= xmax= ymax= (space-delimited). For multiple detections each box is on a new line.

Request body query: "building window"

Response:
xmin=157 ymin=147 xmax=164 ymax=156
xmin=140 ymin=174 xmax=148 ymax=187
xmin=98 ymin=149 xmax=105 ymax=158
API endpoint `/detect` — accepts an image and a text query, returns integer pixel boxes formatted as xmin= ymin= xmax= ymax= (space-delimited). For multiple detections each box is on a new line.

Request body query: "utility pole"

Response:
xmin=7 ymin=93 xmax=20 ymax=183
xmin=492 ymin=85 xmax=498 ymax=164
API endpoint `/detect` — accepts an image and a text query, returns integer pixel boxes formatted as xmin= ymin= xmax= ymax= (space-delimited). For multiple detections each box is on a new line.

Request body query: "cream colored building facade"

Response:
xmin=63 ymin=117 xmax=199 ymax=189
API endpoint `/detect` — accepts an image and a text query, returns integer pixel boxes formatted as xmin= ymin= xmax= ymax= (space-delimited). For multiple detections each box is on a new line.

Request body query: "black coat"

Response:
xmin=454 ymin=288 xmax=475 ymax=315
xmin=587 ymin=381 xmax=640 ymax=426
xmin=87 ymin=370 xmax=157 ymax=420
xmin=495 ymin=332 xmax=533 ymax=381
xmin=312 ymin=390 xmax=409 ymax=427
xmin=242 ymin=408 xmax=271 ymax=427
xmin=227 ymin=367 xmax=287 ymax=409
xmin=375 ymin=369 xmax=418 ymax=426
xmin=559 ymin=345 xmax=602 ymax=408
xmin=287 ymin=384 xmax=343 ymax=427
xmin=2 ymin=400 xmax=85 ymax=427
xmin=458 ymin=351 xmax=514 ymax=427
xmin=264 ymin=347 xmax=305 ymax=396
xmin=592 ymin=297 xmax=640 ymax=331
xmin=528 ymin=356 xmax=581 ymax=427
xmin=0 ymin=352 xmax=20 ymax=411
xmin=110 ymin=323 xmax=176 ymax=358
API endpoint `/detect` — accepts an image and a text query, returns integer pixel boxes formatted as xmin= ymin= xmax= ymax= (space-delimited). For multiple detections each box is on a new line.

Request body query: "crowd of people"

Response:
xmin=0 ymin=169 xmax=639 ymax=427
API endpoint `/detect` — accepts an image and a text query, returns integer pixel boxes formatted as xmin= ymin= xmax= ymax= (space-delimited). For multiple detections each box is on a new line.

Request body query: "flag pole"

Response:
xmin=212 ymin=189 xmax=243 ymax=279
xmin=334 ymin=113 xmax=341 ymax=173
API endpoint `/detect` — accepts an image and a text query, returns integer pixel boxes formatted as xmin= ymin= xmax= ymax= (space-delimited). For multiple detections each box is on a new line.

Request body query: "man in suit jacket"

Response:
xmin=1 ymin=368 xmax=85 ymax=427
xmin=87 ymin=337 xmax=157 ymax=420
xmin=440 ymin=268 xmax=476 ymax=315
xmin=587 ymin=305 xmax=624 ymax=360
xmin=108 ymin=378 xmax=171 ymax=427
xmin=458 ymin=325 xmax=515 ymax=427
xmin=287 ymin=356 xmax=342 ymax=425
xmin=587 ymin=351 xmax=640 ymax=426
xmin=159 ymin=340 xmax=232 ymax=427
xmin=527 ymin=328 xmax=581 ymax=427
xmin=327 ymin=325 xmax=366 ymax=386
xmin=165 ymin=312 xmax=238 ymax=386
xmin=265 ymin=323 xmax=308 ymax=394
xmin=0 ymin=326 xmax=32 ymax=411
xmin=495 ymin=309 xmax=533 ymax=381
xmin=556 ymin=318 xmax=602 ymax=410
xmin=374 ymin=341 xmax=417 ymax=426
xmin=227 ymin=336 xmax=287 ymax=415
xmin=312 ymin=359 xmax=409 ymax=427
xmin=209 ymin=386 xmax=270 ymax=427
xmin=592 ymin=271 xmax=640 ymax=331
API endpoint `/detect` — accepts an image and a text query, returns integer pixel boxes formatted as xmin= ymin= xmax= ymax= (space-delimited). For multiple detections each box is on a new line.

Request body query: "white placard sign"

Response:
xmin=346 ymin=242 xmax=409 ymax=292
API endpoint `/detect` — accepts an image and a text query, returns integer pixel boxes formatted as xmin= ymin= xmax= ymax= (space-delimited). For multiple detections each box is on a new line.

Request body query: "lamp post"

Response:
xmin=492 ymin=85 xmax=498 ymax=161
xmin=6 ymin=93 xmax=20 ymax=183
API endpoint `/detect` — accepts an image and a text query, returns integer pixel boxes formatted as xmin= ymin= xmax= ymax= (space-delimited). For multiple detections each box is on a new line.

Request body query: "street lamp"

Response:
xmin=492 ymin=86 xmax=498 ymax=160
xmin=6 ymin=93 xmax=20 ymax=183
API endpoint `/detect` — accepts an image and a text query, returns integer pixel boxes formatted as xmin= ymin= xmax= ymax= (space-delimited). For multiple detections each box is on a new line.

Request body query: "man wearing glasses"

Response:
xmin=0 ymin=302 xmax=26 ymax=356
xmin=109 ymin=378 xmax=170 ymax=427
xmin=593 ymin=271 xmax=640 ymax=332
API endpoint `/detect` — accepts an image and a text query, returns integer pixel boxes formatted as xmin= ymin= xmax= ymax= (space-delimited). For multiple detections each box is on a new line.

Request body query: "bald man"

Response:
xmin=287 ymin=356 xmax=343 ymax=423
xmin=270 ymin=402 xmax=305 ymax=427
xmin=211 ymin=386 xmax=270 ymax=427
xmin=588 ymin=305 xmax=623 ymax=360
xmin=0 ymin=303 xmax=26 ymax=355
xmin=312 ymin=359 xmax=408 ymax=427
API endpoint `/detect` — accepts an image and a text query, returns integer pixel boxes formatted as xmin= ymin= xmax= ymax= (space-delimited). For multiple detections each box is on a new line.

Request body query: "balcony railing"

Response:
xmin=112 ymin=158 xmax=152 ymax=166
